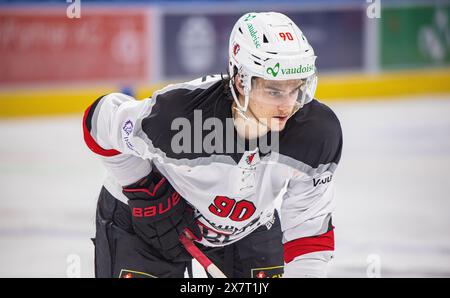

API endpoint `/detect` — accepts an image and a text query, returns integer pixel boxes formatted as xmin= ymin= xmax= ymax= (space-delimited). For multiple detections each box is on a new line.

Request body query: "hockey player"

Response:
xmin=83 ymin=12 xmax=342 ymax=278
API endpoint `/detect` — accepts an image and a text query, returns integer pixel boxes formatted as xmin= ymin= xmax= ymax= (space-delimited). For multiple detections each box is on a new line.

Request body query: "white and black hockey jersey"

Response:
xmin=83 ymin=75 xmax=342 ymax=263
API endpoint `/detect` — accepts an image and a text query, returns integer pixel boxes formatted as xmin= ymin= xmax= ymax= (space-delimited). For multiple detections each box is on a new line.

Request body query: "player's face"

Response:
xmin=248 ymin=78 xmax=304 ymax=131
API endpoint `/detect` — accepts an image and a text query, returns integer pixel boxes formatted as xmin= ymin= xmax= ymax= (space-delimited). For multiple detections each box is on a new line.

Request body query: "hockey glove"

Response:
xmin=122 ymin=171 xmax=202 ymax=261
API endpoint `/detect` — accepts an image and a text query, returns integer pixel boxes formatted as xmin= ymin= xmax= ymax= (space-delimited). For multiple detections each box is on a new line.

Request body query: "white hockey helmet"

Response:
xmin=228 ymin=12 xmax=318 ymax=117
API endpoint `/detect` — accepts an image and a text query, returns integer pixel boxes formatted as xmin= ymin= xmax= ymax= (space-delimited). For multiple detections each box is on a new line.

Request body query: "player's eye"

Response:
xmin=267 ymin=90 xmax=282 ymax=97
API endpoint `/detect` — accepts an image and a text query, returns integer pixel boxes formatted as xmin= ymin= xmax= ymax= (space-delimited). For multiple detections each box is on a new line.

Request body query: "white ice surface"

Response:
xmin=0 ymin=94 xmax=449 ymax=277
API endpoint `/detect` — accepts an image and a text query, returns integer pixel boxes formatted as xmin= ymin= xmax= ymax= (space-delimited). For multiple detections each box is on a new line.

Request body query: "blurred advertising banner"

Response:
xmin=0 ymin=7 xmax=151 ymax=85
xmin=161 ymin=9 xmax=364 ymax=79
xmin=381 ymin=5 xmax=450 ymax=69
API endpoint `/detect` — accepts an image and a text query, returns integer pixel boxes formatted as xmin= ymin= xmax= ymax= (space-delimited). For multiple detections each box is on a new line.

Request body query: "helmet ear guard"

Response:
xmin=229 ymin=66 xmax=252 ymax=120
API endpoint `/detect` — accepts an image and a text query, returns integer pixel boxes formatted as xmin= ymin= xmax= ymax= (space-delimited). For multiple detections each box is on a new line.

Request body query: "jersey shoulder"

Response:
xmin=143 ymin=74 xmax=224 ymax=121
xmin=279 ymin=99 xmax=343 ymax=169
xmin=151 ymin=75 xmax=223 ymax=110
xmin=140 ymin=75 xmax=225 ymax=157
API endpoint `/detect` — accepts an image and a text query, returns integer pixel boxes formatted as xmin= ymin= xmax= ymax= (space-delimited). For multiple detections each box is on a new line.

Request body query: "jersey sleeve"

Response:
xmin=83 ymin=93 xmax=157 ymax=157
xmin=281 ymin=166 xmax=337 ymax=265
xmin=280 ymin=106 xmax=343 ymax=275
xmin=82 ymin=93 xmax=156 ymax=185
xmin=82 ymin=77 xmax=222 ymax=187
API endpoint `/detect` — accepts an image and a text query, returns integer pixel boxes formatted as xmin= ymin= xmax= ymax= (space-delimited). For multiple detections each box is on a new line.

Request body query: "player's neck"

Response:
xmin=231 ymin=102 xmax=270 ymax=140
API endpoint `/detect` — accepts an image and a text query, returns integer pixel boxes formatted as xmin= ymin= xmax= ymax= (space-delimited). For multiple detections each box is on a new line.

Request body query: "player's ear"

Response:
xmin=235 ymin=76 xmax=245 ymax=97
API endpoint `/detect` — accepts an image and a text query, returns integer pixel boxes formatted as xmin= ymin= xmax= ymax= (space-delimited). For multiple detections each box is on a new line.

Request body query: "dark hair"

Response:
xmin=221 ymin=71 xmax=234 ymax=101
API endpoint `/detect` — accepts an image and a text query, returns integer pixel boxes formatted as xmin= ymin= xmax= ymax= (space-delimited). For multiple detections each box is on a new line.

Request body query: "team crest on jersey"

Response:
xmin=239 ymin=150 xmax=260 ymax=168
xmin=246 ymin=152 xmax=256 ymax=165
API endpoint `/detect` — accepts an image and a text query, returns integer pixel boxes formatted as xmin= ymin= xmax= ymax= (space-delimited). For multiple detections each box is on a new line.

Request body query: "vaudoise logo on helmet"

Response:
xmin=244 ymin=13 xmax=260 ymax=49
xmin=266 ymin=62 xmax=315 ymax=78
xmin=244 ymin=13 xmax=256 ymax=22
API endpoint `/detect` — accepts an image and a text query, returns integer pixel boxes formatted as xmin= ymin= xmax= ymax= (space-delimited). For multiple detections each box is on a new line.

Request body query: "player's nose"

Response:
xmin=276 ymin=103 xmax=293 ymax=114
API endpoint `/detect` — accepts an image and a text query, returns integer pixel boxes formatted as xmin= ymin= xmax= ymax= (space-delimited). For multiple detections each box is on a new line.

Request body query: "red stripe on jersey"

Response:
xmin=283 ymin=229 xmax=335 ymax=263
xmin=83 ymin=102 xmax=121 ymax=157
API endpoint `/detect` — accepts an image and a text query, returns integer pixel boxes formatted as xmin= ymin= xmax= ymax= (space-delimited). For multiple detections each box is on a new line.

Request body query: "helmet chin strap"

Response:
xmin=229 ymin=78 xmax=249 ymax=120
xmin=232 ymin=101 xmax=267 ymax=129
xmin=230 ymin=88 xmax=268 ymax=132
xmin=230 ymin=76 xmax=268 ymax=129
